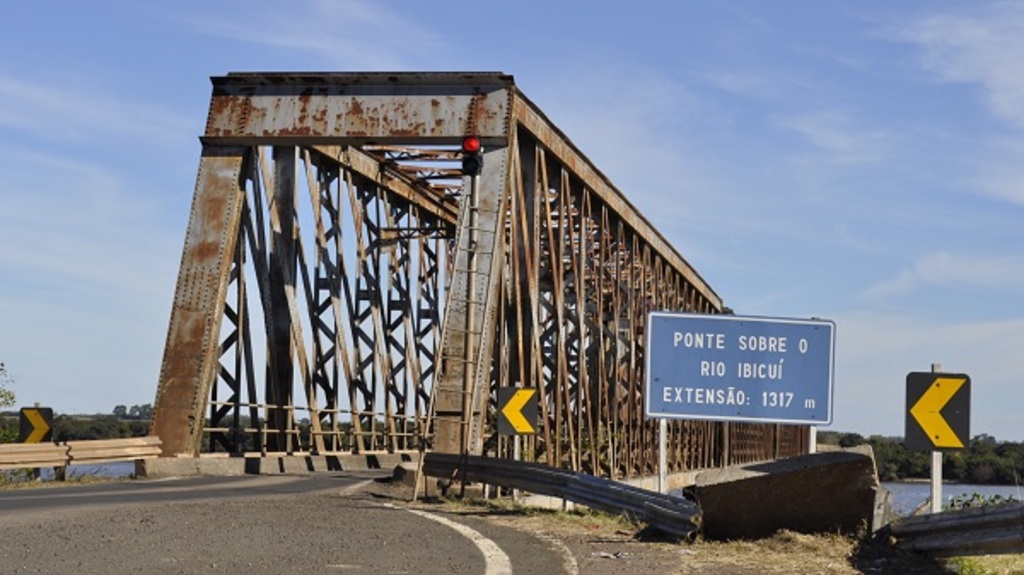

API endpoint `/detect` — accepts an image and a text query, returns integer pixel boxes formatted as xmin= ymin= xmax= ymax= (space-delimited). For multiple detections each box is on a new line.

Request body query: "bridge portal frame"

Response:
xmin=150 ymin=72 xmax=808 ymax=479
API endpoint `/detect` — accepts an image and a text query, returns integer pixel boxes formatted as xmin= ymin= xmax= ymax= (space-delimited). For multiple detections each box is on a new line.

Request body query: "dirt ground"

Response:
xmin=369 ymin=479 xmax=998 ymax=575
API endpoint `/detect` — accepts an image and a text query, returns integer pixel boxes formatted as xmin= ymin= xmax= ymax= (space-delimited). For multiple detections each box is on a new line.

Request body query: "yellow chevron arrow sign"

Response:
xmin=908 ymin=375 xmax=968 ymax=449
xmin=19 ymin=407 xmax=53 ymax=443
xmin=498 ymin=388 xmax=537 ymax=435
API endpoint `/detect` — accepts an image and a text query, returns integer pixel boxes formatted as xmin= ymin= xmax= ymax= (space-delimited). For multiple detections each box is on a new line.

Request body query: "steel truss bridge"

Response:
xmin=150 ymin=72 xmax=808 ymax=480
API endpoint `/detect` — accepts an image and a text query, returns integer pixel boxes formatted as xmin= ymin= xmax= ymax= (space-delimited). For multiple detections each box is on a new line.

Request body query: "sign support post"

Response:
xmin=658 ymin=418 xmax=667 ymax=494
xmin=496 ymin=387 xmax=538 ymax=503
xmin=930 ymin=363 xmax=942 ymax=514
xmin=904 ymin=363 xmax=970 ymax=514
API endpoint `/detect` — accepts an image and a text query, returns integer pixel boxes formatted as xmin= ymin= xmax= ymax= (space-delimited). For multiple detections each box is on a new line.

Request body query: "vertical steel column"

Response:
xmin=433 ymin=145 xmax=510 ymax=455
xmin=152 ymin=147 xmax=247 ymax=456
xmin=265 ymin=147 xmax=298 ymax=452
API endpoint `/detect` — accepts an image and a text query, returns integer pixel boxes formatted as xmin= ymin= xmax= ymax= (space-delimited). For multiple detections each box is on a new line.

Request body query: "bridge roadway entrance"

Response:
xmin=148 ymin=71 xmax=809 ymax=482
xmin=0 ymin=473 xmax=705 ymax=574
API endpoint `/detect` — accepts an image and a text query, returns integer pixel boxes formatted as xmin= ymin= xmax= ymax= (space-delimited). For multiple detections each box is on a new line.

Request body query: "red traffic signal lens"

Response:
xmin=461 ymin=136 xmax=482 ymax=154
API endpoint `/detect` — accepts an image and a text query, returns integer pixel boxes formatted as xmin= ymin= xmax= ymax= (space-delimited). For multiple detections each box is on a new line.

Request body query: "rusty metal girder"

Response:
xmin=203 ymin=72 xmax=513 ymax=146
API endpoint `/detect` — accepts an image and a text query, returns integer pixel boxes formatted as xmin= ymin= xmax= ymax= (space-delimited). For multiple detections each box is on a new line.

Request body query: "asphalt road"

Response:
xmin=0 ymin=473 xmax=570 ymax=575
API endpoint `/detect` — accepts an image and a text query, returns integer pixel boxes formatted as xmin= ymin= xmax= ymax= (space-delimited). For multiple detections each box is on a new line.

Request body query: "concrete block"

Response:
xmin=375 ymin=453 xmax=413 ymax=470
xmin=337 ymin=454 xmax=370 ymax=471
xmin=694 ymin=447 xmax=892 ymax=540
xmin=136 ymin=456 xmax=200 ymax=478
xmin=279 ymin=456 xmax=314 ymax=474
xmin=393 ymin=461 xmax=440 ymax=497
xmin=197 ymin=457 xmax=249 ymax=476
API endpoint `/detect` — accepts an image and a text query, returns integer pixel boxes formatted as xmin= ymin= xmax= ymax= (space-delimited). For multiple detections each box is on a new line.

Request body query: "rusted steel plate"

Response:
xmin=151 ymin=148 xmax=246 ymax=456
xmin=204 ymin=72 xmax=514 ymax=145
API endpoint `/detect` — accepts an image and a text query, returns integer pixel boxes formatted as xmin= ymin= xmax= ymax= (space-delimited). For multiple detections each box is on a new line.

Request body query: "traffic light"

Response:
xmin=461 ymin=136 xmax=484 ymax=176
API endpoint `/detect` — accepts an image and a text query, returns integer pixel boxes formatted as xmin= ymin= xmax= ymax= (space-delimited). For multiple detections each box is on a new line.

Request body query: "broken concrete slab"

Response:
xmin=694 ymin=447 xmax=892 ymax=540
xmin=393 ymin=461 xmax=440 ymax=497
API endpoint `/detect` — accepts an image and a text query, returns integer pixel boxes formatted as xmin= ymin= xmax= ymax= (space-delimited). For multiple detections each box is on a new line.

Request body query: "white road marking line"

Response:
xmin=403 ymin=508 xmax=514 ymax=575
xmin=537 ymin=533 xmax=578 ymax=575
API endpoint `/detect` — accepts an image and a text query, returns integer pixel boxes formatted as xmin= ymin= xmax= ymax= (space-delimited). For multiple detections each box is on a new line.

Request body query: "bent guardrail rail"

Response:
xmin=886 ymin=502 xmax=1024 ymax=556
xmin=0 ymin=436 xmax=163 ymax=472
xmin=422 ymin=452 xmax=701 ymax=540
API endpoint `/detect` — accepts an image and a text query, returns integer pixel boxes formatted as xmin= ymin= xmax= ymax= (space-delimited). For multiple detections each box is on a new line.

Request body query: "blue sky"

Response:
xmin=1 ymin=1 xmax=1022 ymax=440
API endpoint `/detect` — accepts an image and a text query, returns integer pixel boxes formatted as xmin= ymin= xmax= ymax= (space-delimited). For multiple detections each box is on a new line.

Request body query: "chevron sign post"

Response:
xmin=906 ymin=367 xmax=971 ymax=513
xmin=497 ymin=388 xmax=538 ymax=435
xmin=905 ymin=372 xmax=971 ymax=451
xmin=18 ymin=407 xmax=53 ymax=443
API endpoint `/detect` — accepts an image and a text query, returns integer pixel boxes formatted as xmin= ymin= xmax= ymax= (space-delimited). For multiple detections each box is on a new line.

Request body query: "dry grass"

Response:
xmin=426 ymin=495 xmax=1024 ymax=575
xmin=677 ymin=530 xmax=863 ymax=574
xmin=947 ymin=554 xmax=1024 ymax=575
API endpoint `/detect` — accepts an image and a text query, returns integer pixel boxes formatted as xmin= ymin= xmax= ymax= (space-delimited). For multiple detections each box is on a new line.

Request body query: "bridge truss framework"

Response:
xmin=150 ymin=72 xmax=808 ymax=481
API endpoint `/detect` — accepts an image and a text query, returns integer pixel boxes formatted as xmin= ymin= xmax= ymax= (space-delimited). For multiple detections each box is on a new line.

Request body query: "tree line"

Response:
xmin=819 ymin=431 xmax=1024 ymax=485
xmin=0 ymin=411 xmax=151 ymax=442
xmin=1 ymin=381 xmax=1021 ymax=486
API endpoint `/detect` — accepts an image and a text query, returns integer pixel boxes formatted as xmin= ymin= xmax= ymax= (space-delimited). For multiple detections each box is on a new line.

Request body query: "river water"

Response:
xmin=35 ymin=460 xmax=136 ymax=480
xmin=882 ymin=481 xmax=1024 ymax=515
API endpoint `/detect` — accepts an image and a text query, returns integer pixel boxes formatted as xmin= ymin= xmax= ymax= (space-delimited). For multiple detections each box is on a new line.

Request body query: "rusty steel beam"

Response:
xmin=203 ymin=72 xmax=513 ymax=146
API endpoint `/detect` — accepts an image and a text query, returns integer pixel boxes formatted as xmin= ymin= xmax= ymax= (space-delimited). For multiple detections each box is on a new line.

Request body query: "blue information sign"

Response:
xmin=644 ymin=312 xmax=835 ymax=424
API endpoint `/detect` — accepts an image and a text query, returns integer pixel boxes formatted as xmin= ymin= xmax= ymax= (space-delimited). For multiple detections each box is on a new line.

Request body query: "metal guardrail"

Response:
xmin=422 ymin=452 xmax=701 ymax=540
xmin=66 ymin=437 xmax=163 ymax=463
xmin=0 ymin=437 xmax=163 ymax=471
xmin=887 ymin=502 xmax=1024 ymax=556
xmin=0 ymin=442 xmax=69 ymax=470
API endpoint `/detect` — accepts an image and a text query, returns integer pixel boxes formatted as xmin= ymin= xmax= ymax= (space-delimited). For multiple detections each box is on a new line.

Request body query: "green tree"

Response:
xmin=128 ymin=404 xmax=153 ymax=420
xmin=0 ymin=362 xmax=15 ymax=409
xmin=837 ymin=432 xmax=866 ymax=448
xmin=52 ymin=415 xmax=131 ymax=441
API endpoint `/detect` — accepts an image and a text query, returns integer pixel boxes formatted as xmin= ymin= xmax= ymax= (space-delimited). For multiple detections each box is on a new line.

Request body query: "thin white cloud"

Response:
xmin=0 ymin=73 xmax=194 ymax=147
xmin=775 ymin=110 xmax=892 ymax=165
xmin=970 ymin=138 xmax=1024 ymax=207
xmin=704 ymin=69 xmax=799 ymax=101
xmin=528 ymin=64 xmax=737 ymax=224
xmin=864 ymin=252 xmax=1024 ymax=299
xmin=900 ymin=3 xmax=1024 ymax=128
xmin=179 ymin=0 xmax=443 ymax=70
xmin=829 ymin=310 xmax=1024 ymax=439
xmin=0 ymin=145 xmax=184 ymax=412
xmin=0 ymin=146 xmax=183 ymax=297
